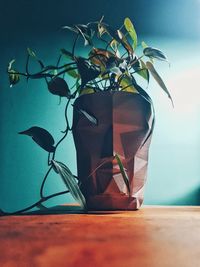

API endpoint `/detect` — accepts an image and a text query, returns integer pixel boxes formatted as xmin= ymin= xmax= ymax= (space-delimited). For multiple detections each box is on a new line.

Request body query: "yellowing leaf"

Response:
xmin=141 ymin=41 xmax=148 ymax=49
xmin=80 ymin=87 xmax=95 ymax=95
xmin=124 ymin=17 xmax=137 ymax=50
xmin=120 ymin=75 xmax=138 ymax=93
xmin=98 ymin=23 xmax=107 ymax=37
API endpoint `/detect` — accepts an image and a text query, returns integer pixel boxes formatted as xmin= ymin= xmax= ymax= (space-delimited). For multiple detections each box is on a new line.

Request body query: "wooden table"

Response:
xmin=0 ymin=206 xmax=200 ymax=267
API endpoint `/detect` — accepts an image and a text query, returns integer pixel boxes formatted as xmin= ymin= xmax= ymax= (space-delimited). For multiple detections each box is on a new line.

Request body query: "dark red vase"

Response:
xmin=72 ymin=91 xmax=154 ymax=210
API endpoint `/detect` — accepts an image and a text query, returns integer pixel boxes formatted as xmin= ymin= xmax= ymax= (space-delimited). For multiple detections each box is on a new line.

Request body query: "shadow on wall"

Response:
xmin=169 ymin=187 xmax=200 ymax=206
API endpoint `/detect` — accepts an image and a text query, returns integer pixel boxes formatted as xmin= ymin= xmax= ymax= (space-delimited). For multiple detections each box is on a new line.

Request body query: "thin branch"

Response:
xmin=72 ymin=34 xmax=79 ymax=57
xmin=40 ymin=166 xmax=53 ymax=199
xmin=25 ymin=54 xmax=30 ymax=75
xmin=0 ymin=190 xmax=70 ymax=216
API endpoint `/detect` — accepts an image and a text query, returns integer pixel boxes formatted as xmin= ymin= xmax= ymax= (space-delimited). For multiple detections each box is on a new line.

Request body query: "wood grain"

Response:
xmin=0 ymin=206 xmax=200 ymax=267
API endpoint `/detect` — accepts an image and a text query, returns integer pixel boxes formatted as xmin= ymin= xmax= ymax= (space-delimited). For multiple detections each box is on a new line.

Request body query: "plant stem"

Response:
xmin=0 ymin=190 xmax=70 ymax=216
xmin=40 ymin=166 xmax=53 ymax=199
xmin=72 ymin=34 xmax=79 ymax=58
xmin=54 ymin=67 xmax=77 ymax=78
xmin=25 ymin=54 xmax=30 ymax=75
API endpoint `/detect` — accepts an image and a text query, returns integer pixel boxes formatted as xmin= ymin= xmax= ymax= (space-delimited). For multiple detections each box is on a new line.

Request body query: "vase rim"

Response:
xmin=77 ymin=90 xmax=141 ymax=100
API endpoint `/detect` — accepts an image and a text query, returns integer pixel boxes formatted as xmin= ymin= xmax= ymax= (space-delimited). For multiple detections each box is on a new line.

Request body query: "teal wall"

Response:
xmin=0 ymin=0 xmax=200 ymax=212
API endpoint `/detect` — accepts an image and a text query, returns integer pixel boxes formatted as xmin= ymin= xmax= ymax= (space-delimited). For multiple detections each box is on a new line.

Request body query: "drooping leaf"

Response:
xmin=48 ymin=77 xmax=71 ymax=98
xmin=124 ymin=17 xmax=137 ymax=50
xmin=75 ymin=57 xmax=100 ymax=87
xmin=19 ymin=126 xmax=55 ymax=152
xmin=143 ymin=47 xmax=168 ymax=62
xmin=146 ymin=61 xmax=173 ymax=106
xmin=63 ymin=24 xmax=93 ymax=46
xmin=115 ymin=154 xmax=130 ymax=196
xmin=60 ymin=48 xmax=74 ymax=60
xmin=27 ymin=47 xmax=36 ymax=58
xmin=75 ymin=24 xmax=93 ymax=46
xmin=51 ymin=160 xmax=86 ymax=209
xmin=62 ymin=25 xmax=78 ymax=33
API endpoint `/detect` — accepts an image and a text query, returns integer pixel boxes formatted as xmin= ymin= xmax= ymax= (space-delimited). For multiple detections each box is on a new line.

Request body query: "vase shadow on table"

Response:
xmin=22 ymin=204 xmax=127 ymax=216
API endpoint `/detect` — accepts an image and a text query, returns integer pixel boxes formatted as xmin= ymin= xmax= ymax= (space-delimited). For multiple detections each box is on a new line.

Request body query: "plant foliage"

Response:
xmin=2 ymin=17 xmax=172 ymax=215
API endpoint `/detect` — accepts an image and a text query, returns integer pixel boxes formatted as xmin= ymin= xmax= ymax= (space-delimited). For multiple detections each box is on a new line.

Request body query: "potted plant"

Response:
xmin=1 ymin=17 xmax=172 ymax=215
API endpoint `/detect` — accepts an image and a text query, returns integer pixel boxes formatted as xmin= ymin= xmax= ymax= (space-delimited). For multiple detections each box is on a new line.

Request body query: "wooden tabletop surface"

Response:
xmin=0 ymin=206 xmax=200 ymax=267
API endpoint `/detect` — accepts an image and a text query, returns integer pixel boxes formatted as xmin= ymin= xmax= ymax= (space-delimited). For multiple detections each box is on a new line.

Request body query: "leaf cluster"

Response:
xmin=7 ymin=17 xmax=173 ymax=104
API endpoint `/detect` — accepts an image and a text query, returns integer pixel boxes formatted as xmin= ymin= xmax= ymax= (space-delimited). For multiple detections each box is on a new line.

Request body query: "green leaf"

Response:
xmin=144 ymin=47 xmax=168 ymax=62
xmin=27 ymin=47 xmax=36 ymax=58
xmin=51 ymin=160 xmax=86 ymax=209
xmin=19 ymin=126 xmax=55 ymax=152
xmin=48 ymin=77 xmax=71 ymax=98
xmin=97 ymin=23 xmax=133 ymax=55
xmin=136 ymin=59 xmax=149 ymax=82
xmin=75 ymin=25 xmax=93 ymax=46
xmin=124 ymin=17 xmax=137 ymax=50
xmin=146 ymin=61 xmax=173 ymax=106
xmin=76 ymin=57 xmax=100 ymax=87
xmin=115 ymin=154 xmax=130 ymax=196
xmin=119 ymin=75 xmax=138 ymax=93
xmin=66 ymin=69 xmax=80 ymax=79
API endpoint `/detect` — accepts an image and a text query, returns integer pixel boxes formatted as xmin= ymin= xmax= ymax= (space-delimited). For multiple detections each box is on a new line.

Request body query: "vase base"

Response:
xmin=86 ymin=194 xmax=142 ymax=211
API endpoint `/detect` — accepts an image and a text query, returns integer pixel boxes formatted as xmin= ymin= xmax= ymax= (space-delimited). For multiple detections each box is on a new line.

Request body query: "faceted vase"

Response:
xmin=72 ymin=91 xmax=154 ymax=210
